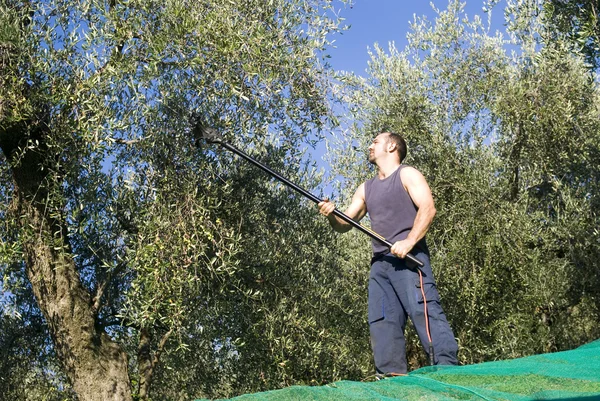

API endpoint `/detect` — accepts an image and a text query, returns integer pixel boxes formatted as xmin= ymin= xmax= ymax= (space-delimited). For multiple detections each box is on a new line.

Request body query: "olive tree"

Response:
xmin=0 ymin=0 xmax=349 ymax=399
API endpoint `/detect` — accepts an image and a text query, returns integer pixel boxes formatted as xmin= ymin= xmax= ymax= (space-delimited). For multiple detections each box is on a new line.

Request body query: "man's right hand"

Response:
xmin=317 ymin=197 xmax=336 ymax=217
xmin=317 ymin=185 xmax=367 ymax=234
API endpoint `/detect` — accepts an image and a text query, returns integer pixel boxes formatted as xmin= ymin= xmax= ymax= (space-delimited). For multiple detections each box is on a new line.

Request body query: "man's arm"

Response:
xmin=317 ymin=183 xmax=367 ymax=233
xmin=390 ymin=167 xmax=436 ymax=259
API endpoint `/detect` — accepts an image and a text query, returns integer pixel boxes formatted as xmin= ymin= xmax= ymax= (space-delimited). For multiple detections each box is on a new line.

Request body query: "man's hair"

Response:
xmin=384 ymin=132 xmax=407 ymax=163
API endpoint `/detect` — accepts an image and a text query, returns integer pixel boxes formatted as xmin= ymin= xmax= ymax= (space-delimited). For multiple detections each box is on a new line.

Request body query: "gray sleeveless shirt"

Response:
xmin=364 ymin=165 xmax=428 ymax=256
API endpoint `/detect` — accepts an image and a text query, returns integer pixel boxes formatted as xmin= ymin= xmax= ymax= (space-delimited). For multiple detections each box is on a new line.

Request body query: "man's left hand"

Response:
xmin=390 ymin=239 xmax=416 ymax=259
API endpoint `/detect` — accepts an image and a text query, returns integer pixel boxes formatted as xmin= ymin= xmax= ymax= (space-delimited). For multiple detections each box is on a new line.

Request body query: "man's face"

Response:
xmin=367 ymin=133 xmax=389 ymax=164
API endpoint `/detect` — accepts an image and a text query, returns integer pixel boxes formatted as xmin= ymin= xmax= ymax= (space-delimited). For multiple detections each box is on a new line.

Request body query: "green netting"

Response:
xmin=200 ymin=339 xmax=600 ymax=401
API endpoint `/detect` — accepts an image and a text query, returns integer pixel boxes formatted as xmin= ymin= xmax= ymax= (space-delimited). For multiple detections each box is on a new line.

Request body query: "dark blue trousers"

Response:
xmin=368 ymin=251 xmax=458 ymax=374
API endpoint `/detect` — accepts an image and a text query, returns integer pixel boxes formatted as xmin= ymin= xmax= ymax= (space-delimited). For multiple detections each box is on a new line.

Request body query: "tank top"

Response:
xmin=364 ymin=165 xmax=428 ymax=256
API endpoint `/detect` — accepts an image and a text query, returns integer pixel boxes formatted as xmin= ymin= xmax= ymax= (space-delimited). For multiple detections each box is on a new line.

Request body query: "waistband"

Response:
xmin=371 ymin=251 xmax=427 ymax=271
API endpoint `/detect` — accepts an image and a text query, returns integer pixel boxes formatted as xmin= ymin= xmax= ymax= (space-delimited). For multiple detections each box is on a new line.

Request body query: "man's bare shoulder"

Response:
xmin=354 ymin=182 xmax=366 ymax=200
xmin=399 ymin=165 xmax=424 ymax=179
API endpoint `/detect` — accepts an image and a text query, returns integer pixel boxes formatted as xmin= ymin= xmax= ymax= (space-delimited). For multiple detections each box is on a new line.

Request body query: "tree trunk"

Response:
xmin=1 ymin=129 xmax=132 ymax=401
xmin=138 ymin=328 xmax=153 ymax=400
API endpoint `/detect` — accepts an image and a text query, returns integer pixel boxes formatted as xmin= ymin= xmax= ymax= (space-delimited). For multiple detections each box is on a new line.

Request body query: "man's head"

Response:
xmin=368 ymin=132 xmax=407 ymax=165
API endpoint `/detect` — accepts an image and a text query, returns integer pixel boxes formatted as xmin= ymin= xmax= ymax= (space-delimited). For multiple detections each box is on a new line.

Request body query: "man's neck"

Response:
xmin=377 ymin=161 xmax=401 ymax=179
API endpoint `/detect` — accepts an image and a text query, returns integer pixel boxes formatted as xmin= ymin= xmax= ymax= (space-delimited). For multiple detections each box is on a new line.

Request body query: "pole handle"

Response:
xmin=217 ymin=140 xmax=424 ymax=267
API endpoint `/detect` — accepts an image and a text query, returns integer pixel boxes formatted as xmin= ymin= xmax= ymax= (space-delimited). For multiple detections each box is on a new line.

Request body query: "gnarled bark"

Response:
xmin=1 ymin=126 xmax=132 ymax=401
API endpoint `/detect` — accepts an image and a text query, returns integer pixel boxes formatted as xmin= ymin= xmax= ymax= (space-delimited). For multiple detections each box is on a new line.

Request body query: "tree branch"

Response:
xmin=91 ymin=260 xmax=127 ymax=315
xmin=138 ymin=328 xmax=173 ymax=400
xmin=152 ymin=328 xmax=173 ymax=370
xmin=111 ymin=137 xmax=145 ymax=145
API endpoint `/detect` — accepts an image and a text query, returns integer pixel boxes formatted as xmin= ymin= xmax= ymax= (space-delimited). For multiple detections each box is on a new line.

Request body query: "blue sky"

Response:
xmin=326 ymin=0 xmax=505 ymax=75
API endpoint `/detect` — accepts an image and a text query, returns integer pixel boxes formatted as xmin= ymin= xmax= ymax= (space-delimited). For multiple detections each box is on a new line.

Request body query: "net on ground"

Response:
xmin=199 ymin=339 xmax=600 ymax=401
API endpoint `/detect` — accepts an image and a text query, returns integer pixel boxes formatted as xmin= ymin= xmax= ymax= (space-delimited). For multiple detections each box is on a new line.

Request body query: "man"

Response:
xmin=318 ymin=132 xmax=458 ymax=375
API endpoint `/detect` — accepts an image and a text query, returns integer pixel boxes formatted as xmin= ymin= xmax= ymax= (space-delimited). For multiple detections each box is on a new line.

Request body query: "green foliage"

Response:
xmin=142 ymin=145 xmax=374 ymax=399
xmin=543 ymin=0 xmax=600 ymax=69
xmin=331 ymin=0 xmax=600 ymax=370
xmin=1 ymin=0 xmax=358 ymax=399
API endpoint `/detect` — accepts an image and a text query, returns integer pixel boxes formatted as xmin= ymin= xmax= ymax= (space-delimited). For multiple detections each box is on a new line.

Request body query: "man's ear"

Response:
xmin=387 ymin=141 xmax=397 ymax=153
